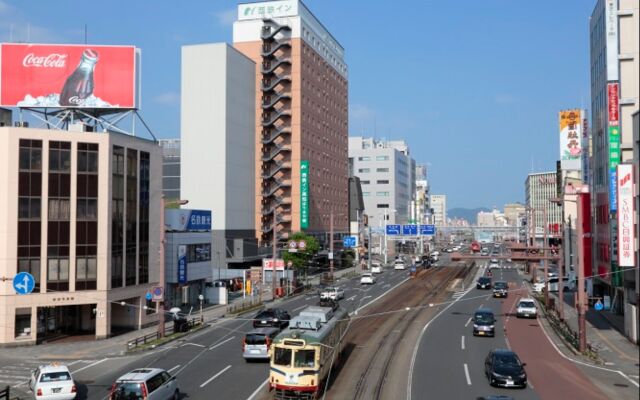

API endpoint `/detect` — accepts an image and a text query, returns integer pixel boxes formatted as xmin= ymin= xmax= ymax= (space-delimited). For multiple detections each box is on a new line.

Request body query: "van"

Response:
xmin=473 ymin=308 xmax=495 ymax=337
xmin=242 ymin=327 xmax=280 ymax=361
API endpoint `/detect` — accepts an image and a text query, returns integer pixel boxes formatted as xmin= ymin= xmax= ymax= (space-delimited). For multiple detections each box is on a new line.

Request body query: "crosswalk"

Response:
xmin=452 ymin=289 xmax=468 ymax=300
xmin=0 ymin=359 xmax=97 ymax=387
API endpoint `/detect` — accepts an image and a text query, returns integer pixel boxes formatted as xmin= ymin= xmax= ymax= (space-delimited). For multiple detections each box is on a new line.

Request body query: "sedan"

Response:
xmin=252 ymin=308 xmax=291 ymax=329
xmin=484 ymin=349 xmax=527 ymax=388
xmin=360 ymin=272 xmax=376 ymax=285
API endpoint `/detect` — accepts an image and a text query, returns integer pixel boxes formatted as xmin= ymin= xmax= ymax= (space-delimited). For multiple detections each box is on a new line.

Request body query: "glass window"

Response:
xmin=357 ymin=156 xmax=371 ymax=161
xmin=376 ymin=168 xmax=389 ymax=172
xmin=376 ymin=155 xmax=389 ymax=161
xmin=358 ymin=168 xmax=370 ymax=173
xmin=14 ymin=308 xmax=31 ymax=338
xmin=40 ymin=372 xmax=71 ymax=382
xmin=274 ymin=347 xmax=292 ymax=366
xmin=377 ymin=180 xmax=389 ymax=184
xmin=294 ymin=349 xmax=316 ymax=368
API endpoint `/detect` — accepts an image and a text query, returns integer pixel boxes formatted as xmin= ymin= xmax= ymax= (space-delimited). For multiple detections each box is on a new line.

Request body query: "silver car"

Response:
xmin=242 ymin=327 xmax=280 ymax=361
xmin=109 ymin=368 xmax=179 ymax=400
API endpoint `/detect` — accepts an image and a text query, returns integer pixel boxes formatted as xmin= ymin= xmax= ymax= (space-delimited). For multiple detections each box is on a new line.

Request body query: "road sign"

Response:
xmin=594 ymin=300 xmax=603 ymax=311
xmin=343 ymin=236 xmax=357 ymax=248
xmin=13 ymin=272 xmax=35 ymax=295
xmin=152 ymin=286 xmax=164 ymax=302
xmin=402 ymin=224 xmax=418 ymax=235
xmin=145 ymin=292 xmax=152 ymax=301
xmin=288 ymin=240 xmax=298 ymax=253
xmin=386 ymin=224 xmax=401 ymax=235
xmin=420 ymin=224 xmax=436 ymax=235
xmin=298 ymin=240 xmax=306 ymax=250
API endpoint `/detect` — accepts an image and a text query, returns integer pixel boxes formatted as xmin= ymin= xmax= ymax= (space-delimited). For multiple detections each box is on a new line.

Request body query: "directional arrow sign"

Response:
xmin=420 ymin=224 xmax=436 ymax=235
xmin=386 ymin=224 xmax=401 ymax=235
xmin=402 ymin=224 xmax=418 ymax=235
xmin=13 ymin=272 xmax=35 ymax=295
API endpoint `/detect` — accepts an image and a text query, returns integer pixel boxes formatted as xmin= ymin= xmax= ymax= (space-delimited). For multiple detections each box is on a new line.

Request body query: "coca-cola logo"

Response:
xmin=67 ymin=96 xmax=85 ymax=105
xmin=22 ymin=53 xmax=68 ymax=68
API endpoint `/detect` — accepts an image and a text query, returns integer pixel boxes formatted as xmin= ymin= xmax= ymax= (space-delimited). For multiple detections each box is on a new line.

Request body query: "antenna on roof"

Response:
xmin=84 ymin=24 xmax=88 ymax=44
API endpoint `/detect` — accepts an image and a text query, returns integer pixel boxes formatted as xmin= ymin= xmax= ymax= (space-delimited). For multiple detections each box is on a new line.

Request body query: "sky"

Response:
xmin=0 ymin=0 xmax=594 ymax=209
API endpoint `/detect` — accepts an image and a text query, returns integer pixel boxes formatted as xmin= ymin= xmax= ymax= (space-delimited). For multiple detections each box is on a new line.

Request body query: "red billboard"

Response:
xmin=607 ymin=82 xmax=619 ymax=126
xmin=0 ymin=43 xmax=136 ymax=108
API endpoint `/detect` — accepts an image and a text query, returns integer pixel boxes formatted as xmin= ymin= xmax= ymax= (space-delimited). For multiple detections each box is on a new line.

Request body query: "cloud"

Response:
xmin=152 ymin=92 xmax=180 ymax=105
xmin=495 ymin=94 xmax=515 ymax=104
xmin=214 ymin=8 xmax=237 ymax=27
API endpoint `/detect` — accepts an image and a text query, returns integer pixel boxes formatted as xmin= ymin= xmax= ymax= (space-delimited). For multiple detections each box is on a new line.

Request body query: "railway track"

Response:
xmin=328 ymin=264 xmax=472 ymax=400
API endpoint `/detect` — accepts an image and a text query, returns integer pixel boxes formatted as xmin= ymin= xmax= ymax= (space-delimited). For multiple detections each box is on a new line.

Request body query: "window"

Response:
xmin=294 ymin=349 xmax=316 ymax=368
xmin=357 ymin=156 xmax=371 ymax=161
xmin=360 ymin=180 xmax=370 ymax=185
xmin=188 ymin=243 xmax=211 ymax=263
xmin=362 ymin=192 xmax=371 ymax=196
xmin=376 ymin=192 xmax=390 ymax=197
xmin=376 ymin=180 xmax=389 ymax=184
xmin=358 ymin=168 xmax=370 ymax=173
xmin=377 ymin=204 xmax=389 ymax=208
xmin=18 ymin=140 xmax=42 ymax=290
xmin=139 ymin=152 xmax=150 ymax=284
xmin=376 ymin=168 xmax=389 ymax=173
xmin=112 ymin=146 xmax=125 ymax=288
xmin=126 ymin=149 xmax=138 ymax=286
xmin=15 ymin=308 xmax=31 ymax=338
xmin=274 ymin=347 xmax=292 ymax=366
xmin=376 ymin=155 xmax=389 ymax=161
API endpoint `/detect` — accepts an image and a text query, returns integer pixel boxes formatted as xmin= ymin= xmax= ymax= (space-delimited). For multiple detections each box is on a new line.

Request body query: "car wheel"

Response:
xmin=173 ymin=389 xmax=180 ymax=400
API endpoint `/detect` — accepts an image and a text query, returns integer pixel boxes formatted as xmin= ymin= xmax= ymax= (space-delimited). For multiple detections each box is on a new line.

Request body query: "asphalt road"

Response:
xmin=55 ymin=261 xmax=418 ymax=400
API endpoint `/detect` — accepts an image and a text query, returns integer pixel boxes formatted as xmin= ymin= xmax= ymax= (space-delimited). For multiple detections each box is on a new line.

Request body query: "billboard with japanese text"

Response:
xmin=617 ymin=164 xmax=635 ymax=267
xmin=559 ymin=109 xmax=582 ymax=164
xmin=0 ymin=43 xmax=136 ymax=108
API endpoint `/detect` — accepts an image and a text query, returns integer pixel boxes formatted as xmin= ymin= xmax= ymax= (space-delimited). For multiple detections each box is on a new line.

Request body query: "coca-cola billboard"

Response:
xmin=0 ymin=43 xmax=136 ymax=108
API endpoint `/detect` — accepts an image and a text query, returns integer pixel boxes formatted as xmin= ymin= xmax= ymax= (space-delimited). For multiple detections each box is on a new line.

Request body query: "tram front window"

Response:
xmin=294 ymin=349 xmax=316 ymax=368
xmin=274 ymin=347 xmax=292 ymax=366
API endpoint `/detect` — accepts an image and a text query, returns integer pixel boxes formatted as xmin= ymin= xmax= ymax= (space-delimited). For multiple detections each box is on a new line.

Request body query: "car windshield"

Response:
xmin=495 ymin=354 xmax=521 ymax=367
xmin=519 ymin=301 xmax=535 ymax=308
xmin=494 ymin=282 xmax=507 ymax=289
xmin=40 ymin=371 xmax=71 ymax=382
xmin=475 ymin=313 xmax=494 ymax=324
xmin=113 ymin=382 xmax=143 ymax=399
xmin=245 ymin=334 xmax=267 ymax=345
xmin=294 ymin=349 xmax=316 ymax=368
xmin=479 ymin=278 xmax=491 ymax=284
xmin=256 ymin=311 xmax=275 ymax=319
xmin=274 ymin=347 xmax=292 ymax=366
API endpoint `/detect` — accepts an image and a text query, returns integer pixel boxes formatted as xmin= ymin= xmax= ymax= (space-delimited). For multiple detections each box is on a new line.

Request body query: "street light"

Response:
xmin=158 ymin=196 xmax=189 ymax=338
xmin=381 ymin=208 xmax=397 ymax=265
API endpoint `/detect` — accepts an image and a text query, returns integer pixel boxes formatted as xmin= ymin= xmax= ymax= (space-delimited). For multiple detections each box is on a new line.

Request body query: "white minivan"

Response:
xmin=394 ymin=259 xmax=406 ymax=270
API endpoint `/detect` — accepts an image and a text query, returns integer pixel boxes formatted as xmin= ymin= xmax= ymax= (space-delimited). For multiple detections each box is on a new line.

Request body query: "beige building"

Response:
xmin=431 ymin=194 xmax=447 ymax=227
xmin=0 ymin=127 xmax=162 ymax=346
xmin=233 ymin=0 xmax=349 ymax=244
xmin=504 ymin=203 xmax=526 ymax=226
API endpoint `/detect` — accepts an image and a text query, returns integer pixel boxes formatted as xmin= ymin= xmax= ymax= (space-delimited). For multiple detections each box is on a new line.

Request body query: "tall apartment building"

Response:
xmin=415 ymin=164 xmax=431 ymax=224
xmin=590 ymin=0 xmax=639 ymax=315
xmin=159 ymin=139 xmax=180 ymax=201
xmin=525 ymin=172 xmax=562 ymax=243
xmin=0 ymin=127 xmax=162 ymax=346
xmin=348 ymin=137 xmax=416 ymax=228
xmin=233 ymin=0 xmax=349 ymax=245
xmin=431 ymin=195 xmax=447 ymax=227
xmin=504 ymin=203 xmax=526 ymax=227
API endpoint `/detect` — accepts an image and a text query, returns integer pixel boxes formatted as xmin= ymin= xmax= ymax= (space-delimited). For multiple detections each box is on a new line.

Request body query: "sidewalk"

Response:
xmin=0 ymin=266 xmax=359 ymax=361
xmin=549 ymin=291 xmax=639 ymax=378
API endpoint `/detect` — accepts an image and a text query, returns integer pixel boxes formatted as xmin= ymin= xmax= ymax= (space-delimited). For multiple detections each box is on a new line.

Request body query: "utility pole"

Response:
xmin=558 ymin=241 xmax=565 ymax=321
xmin=383 ymin=208 xmax=388 ymax=265
xmin=543 ymin=207 xmax=549 ymax=308
xmin=329 ymin=212 xmax=334 ymax=280
xmin=576 ymin=193 xmax=587 ymax=352
xmin=367 ymin=226 xmax=372 ymax=271
xmin=158 ymin=197 xmax=166 ymax=338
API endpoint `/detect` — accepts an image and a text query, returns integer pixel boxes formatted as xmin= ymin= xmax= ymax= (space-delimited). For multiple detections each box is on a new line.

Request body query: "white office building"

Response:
xmin=348 ymin=137 xmax=416 ymax=228
xmin=431 ymin=194 xmax=447 ymax=227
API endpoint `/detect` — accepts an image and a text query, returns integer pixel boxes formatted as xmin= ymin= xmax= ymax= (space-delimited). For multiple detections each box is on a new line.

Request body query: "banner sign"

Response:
xmin=559 ymin=109 xmax=582 ymax=161
xmin=300 ymin=160 xmax=309 ymax=229
xmin=165 ymin=209 xmax=212 ymax=231
xmin=177 ymin=245 xmax=187 ymax=284
xmin=0 ymin=43 xmax=137 ymax=108
xmin=262 ymin=258 xmax=285 ymax=271
xmin=608 ymin=83 xmax=619 ymax=125
xmin=605 ymin=0 xmax=619 ymax=81
xmin=608 ymin=82 xmax=620 ymax=212
xmin=617 ymin=164 xmax=636 ymax=267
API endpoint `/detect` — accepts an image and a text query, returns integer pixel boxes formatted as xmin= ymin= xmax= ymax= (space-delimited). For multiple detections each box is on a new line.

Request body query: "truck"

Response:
xmin=471 ymin=241 xmax=481 ymax=253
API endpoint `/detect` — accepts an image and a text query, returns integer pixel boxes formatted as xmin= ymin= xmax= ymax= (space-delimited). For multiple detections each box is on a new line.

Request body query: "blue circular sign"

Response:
xmin=145 ymin=292 xmax=152 ymax=301
xmin=13 ymin=272 xmax=35 ymax=295
xmin=594 ymin=300 xmax=603 ymax=311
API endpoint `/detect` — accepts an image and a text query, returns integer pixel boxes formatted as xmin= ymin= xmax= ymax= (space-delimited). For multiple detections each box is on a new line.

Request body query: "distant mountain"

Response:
xmin=448 ymin=207 xmax=490 ymax=224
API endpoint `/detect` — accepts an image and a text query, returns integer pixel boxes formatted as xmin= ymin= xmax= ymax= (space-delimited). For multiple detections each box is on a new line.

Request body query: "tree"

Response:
xmin=282 ymin=232 xmax=320 ymax=272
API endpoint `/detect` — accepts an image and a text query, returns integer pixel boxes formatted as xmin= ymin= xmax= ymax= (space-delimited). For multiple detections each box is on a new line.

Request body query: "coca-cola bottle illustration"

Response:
xmin=59 ymin=49 xmax=99 ymax=107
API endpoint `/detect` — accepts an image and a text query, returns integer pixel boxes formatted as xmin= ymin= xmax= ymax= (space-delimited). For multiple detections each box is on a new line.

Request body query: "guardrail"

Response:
xmin=0 ymin=386 xmax=10 ymax=400
xmin=126 ymin=318 xmax=201 ymax=351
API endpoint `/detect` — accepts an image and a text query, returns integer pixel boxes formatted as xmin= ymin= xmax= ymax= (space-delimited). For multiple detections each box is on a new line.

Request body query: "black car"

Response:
xmin=477 ymin=276 xmax=492 ymax=290
xmin=473 ymin=308 xmax=495 ymax=337
xmin=253 ymin=308 xmax=291 ymax=329
xmin=484 ymin=349 xmax=527 ymax=388
xmin=493 ymin=281 xmax=508 ymax=298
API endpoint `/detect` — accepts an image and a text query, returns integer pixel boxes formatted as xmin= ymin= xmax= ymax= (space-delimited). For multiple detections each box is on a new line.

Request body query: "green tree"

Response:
xmin=282 ymin=232 xmax=320 ymax=272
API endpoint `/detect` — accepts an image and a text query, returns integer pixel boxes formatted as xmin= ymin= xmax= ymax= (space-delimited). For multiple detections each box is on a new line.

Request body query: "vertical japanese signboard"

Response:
xmin=300 ymin=160 xmax=309 ymax=229
xmin=559 ymin=109 xmax=582 ymax=170
xmin=608 ymin=82 xmax=620 ymax=212
xmin=177 ymin=245 xmax=187 ymax=284
xmin=617 ymin=164 xmax=635 ymax=267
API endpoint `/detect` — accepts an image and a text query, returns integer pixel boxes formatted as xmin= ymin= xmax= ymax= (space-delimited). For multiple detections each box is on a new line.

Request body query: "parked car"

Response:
xmin=493 ymin=281 xmax=508 ymax=298
xmin=320 ymin=286 xmax=344 ymax=301
xmin=360 ymin=272 xmax=376 ymax=284
xmin=473 ymin=308 xmax=496 ymax=337
xmin=109 ymin=368 xmax=179 ymax=400
xmin=242 ymin=327 xmax=280 ymax=361
xmin=477 ymin=276 xmax=492 ymax=290
xmin=253 ymin=308 xmax=291 ymax=329
xmin=516 ymin=298 xmax=537 ymax=319
xmin=484 ymin=349 xmax=527 ymax=388
xmin=29 ymin=363 xmax=77 ymax=400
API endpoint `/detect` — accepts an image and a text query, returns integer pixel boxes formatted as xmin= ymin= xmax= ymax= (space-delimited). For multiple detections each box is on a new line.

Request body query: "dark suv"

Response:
xmin=253 ymin=308 xmax=291 ymax=329
xmin=473 ymin=308 xmax=495 ymax=337
xmin=493 ymin=281 xmax=508 ymax=298
xmin=477 ymin=276 xmax=492 ymax=290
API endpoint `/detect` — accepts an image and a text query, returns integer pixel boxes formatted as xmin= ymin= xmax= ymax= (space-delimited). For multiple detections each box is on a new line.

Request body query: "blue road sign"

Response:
xmin=343 ymin=236 xmax=357 ymax=248
xmin=386 ymin=224 xmax=401 ymax=235
xmin=145 ymin=292 xmax=152 ymax=301
xmin=402 ymin=224 xmax=418 ymax=235
xmin=13 ymin=272 xmax=35 ymax=295
xmin=420 ymin=224 xmax=436 ymax=235
xmin=594 ymin=300 xmax=603 ymax=311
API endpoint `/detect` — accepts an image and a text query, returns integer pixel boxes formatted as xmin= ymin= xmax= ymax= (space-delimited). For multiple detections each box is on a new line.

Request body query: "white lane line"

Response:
xmin=352 ymin=277 xmax=410 ymax=316
xmin=199 ymin=365 xmax=231 ymax=388
xmin=361 ymin=295 xmax=372 ymax=301
xmin=346 ymin=295 xmax=357 ymax=301
xmin=181 ymin=342 xmax=206 ymax=348
xmin=292 ymin=304 xmax=307 ymax=312
xmin=69 ymin=358 xmax=108 ymax=374
xmin=167 ymin=365 xmax=181 ymax=374
xmin=464 ymin=363 xmax=472 ymax=385
xmin=305 ymin=296 xmax=314 ymax=301
xmin=464 ymin=317 xmax=472 ymax=327
xmin=461 ymin=335 xmax=465 ymax=350
xmin=209 ymin=336 xmax=236 ymax=350
xmin=246 ymin=378 xmax=269 ymax=400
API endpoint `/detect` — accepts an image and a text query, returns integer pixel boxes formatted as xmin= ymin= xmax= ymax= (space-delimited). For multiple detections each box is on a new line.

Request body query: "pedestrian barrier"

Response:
xmin=0 ymin=386 xmax=9 ymax=400
xmin=126 ymin=317 xmax=201 ymax=351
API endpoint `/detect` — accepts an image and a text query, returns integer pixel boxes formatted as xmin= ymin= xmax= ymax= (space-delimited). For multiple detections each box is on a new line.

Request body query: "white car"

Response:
xmin=532 ymin=282 xmax=546 ymax=293
xmin=110 ymin=368 xmax=180 ymax=400
xmin=29 ymin=364 xmax=77 ymax=400
xmin=371 ymin=265 xmax=382 ymax=274
xmin=516 ymin=298 xmax=538 ymax=318
xmin=394 ymin=260 xmax=406 ymax=270
xmin=360 ymin=272 xmax=376 ymax=284
xmin=430 ymin=251 xmax=440 ymax=257
xmin=320 ymin=286 xmax=344 ymax=300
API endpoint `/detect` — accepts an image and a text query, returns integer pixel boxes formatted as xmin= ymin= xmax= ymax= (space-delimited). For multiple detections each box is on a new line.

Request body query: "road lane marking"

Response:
xmin=292 ymin=304 xmax=307 ymax=312
xmin=352 ymin=277 xmax=410 ymax=316
xmin=464 ymin=317 xmax=472 ymax=327
xmin=461 ymin=335 xmax=465 ymax=350
xmin=361 ymin=295 xmax=372 ymax=300
xmin=181 ymin=342 xmax=206 ymax=348
xmin=69 ymin=358 xmax=107 ymax=374
xmin=463 ymin=363 xmax=472 ymax=385
xmin=305 ymin=296 xmax=314 ymax=301
xmin=167 ymin=365 xmax=181 ymax=373
xmin=246 ymin=378 xmax=269 ymax=400
xmin=209 ymin=336 xmax=236 ymax=350
xmin=346 ymin=295 xmax=357 ymax=301
xmin=200 ymin=365 xmax=231 ymax=388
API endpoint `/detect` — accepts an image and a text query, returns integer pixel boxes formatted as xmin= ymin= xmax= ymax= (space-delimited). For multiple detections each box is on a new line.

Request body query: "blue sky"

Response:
xmin=1 ymin=0 xmax=593 ymax=209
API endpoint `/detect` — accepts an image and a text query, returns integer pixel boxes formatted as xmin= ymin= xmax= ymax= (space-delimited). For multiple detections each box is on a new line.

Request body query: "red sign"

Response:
xmin=262 ymin=258 xmax=285 ymax=271
xmin=1 ymin=43 xmax=136 ymax=108
xmin=607 ymin=82 xmax=619 ymax=126
xmin=617 ymin=164 xmax=636 ymax=267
